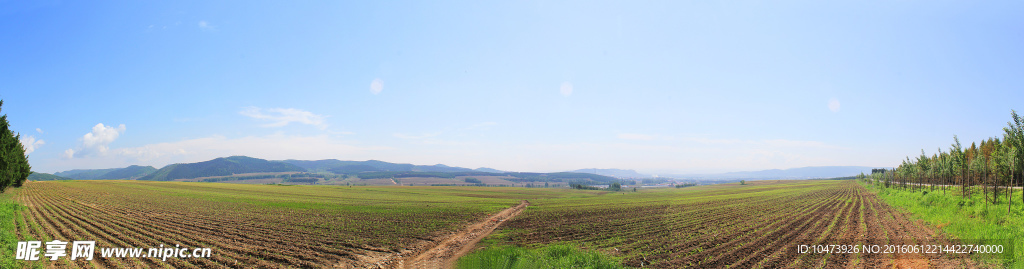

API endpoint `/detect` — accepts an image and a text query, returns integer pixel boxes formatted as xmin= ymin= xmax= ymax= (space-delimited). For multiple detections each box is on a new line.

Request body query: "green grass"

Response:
xmin=457 ymin=244 xmax=628 ymax=269
xmin=1 ymin=190 xmax=25 ymax=269
xmin=864 ymin=181 xmax=1021 ymax=267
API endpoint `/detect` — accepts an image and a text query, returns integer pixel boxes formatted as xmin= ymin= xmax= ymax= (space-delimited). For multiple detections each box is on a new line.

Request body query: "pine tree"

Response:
xmin=0 ymin=99 xmax=31 ymax=193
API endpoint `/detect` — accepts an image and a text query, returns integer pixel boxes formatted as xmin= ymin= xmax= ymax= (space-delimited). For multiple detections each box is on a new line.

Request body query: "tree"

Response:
xmin=1005 ymin=110 xmax=1024 ymax=207
xmin=993 ymin=143 xmax=1011 ymax=209
xmin=609 ymin=182 xmax=621 ymax=191
xmin=951 ymin=136 xmax=966 ymax=197
xmin=971 ymin=152 xmax=990 ymax=205
xmin=740 ymin=180 xmax=746 ymax=185
xmin=0 ymin=100 xmax=31 ymax=193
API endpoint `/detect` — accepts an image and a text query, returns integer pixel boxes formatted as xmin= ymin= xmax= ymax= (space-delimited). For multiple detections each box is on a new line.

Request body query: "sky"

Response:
xmin=2 ymin=1 xmax=1023 ymax=174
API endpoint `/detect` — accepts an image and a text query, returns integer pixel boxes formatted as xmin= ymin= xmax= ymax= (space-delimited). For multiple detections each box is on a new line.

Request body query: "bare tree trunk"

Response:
xmin=984 ymin=173 xmax=989 ymax=204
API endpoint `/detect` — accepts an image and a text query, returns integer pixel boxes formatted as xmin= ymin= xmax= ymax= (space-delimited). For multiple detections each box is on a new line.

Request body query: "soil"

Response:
xmin=397 ymin=200 xmax=530 ymax=269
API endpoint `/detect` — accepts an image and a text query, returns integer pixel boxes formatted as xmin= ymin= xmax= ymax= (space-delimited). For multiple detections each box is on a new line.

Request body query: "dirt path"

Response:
xmin=398 ymin=200 xmax=530 ymax=269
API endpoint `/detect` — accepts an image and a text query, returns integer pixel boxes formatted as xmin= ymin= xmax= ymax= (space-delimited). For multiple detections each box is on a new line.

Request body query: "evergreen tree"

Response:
xmin=0 ymin=99 xmax=31 ymax=193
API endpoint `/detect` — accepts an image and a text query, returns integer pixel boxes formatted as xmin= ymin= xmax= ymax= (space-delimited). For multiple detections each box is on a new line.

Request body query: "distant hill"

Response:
xmin=281 ymin=159 xmax=475 ymax=174
xmin=140 ymin=156 xmax=305 ymax=181
xmin=666 ymin=166 xmax=876 ymax=180
xmin=569 ymin=168 xmax=650 ymax=179
xmin=28 ymin=172 xmax=73 ymax=181
xmin=100 ymin=165 xmax=157 ymax=179
xmin=55 ymin=168 xmax=119 ymax=179
xmin=414 ymin=164 xmax=474 ymax=172
xmin=474 ymin=167 xmax=505 ymax=173
xmin=54 ymin=165 xmax=157 ymax=180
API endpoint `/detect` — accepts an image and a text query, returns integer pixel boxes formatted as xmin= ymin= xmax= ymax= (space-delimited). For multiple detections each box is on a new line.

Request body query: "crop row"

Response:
xmin=13 ymin=181 xmax=523 ymax=268
xmin=498 ymin=180 xmax=974 ymax=268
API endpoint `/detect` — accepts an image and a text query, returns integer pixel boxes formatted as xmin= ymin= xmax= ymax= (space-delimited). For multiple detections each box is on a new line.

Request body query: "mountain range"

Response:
xmin=53 ymin=165 xmax=157 ymax=180
xmin=569 ymin=168 xmax=649 ymax=179
xmin=38 ymin=156 xmax=876 ymax=183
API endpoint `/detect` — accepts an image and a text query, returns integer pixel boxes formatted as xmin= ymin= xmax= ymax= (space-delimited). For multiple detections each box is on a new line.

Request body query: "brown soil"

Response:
xmin=398 ymin=200 xmax=530 ymax=269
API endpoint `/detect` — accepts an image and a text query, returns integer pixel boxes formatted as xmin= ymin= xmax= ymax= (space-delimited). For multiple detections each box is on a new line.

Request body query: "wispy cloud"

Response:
xmin=64 ymin=123 xmax=126 ymax=158
xmin=560 ymin=82 xmax=573 ymax=97
xmin=35 ymin=128 xmax=43 ymax=134
xmin=198 ymin=20 xmax=215 ymax=31
xmin=370 ymin=78 xmax=384 ymax=94
xmin=828 ymin=98 xmax=841 ymax=112
xmin=240 ymin=107 xmax=328 ymax=130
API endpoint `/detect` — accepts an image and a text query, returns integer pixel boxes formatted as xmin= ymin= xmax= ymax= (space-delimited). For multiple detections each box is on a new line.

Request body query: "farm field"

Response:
xmin=7 ymin=181 xmax=568 ymax=268
xmin=2 ymin=179 xmax=982 ymax=268
xmin=479 ymin=180 xmax=978 ymax=268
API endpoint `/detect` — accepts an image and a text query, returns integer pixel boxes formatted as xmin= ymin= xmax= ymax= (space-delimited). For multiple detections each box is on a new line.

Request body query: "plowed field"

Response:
xmin=5 ymin=180 xmax=976 ymax=268
xmin=491 ymin=180 xmax=976 ymax=268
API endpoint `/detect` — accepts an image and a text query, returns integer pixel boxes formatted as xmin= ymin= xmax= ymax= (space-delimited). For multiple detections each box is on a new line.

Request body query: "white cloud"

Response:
xmin=65 ymin=123 xmax=126 ymax=158
xmin=828 ymin=98 xmax=840 ymax=112
xmin=240 ymin=107 xmax=328 ymax=129
xmin=198 ymin=20 xmax=215 ymax=31
xmin=560 ymin=82 xmax=573 ymax=97
xmin=370 ymin=78 xmax=384 ymax=94
xmin=62 ymin=149 xmax=74 ymax=159
xmin=617 ymin=133 xmax=655 ymax=141
xmin=36 ymin=128 xmax=43 ymax=134
xmin=82 ymin=123 xmax=126 ymax=150
xmin=19 ymin=136 xmax=44 ymax=155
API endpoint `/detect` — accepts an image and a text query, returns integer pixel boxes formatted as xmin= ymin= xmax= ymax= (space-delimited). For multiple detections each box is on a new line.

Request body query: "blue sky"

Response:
xmin=2 ymin=1 xmax=1023 ymax=174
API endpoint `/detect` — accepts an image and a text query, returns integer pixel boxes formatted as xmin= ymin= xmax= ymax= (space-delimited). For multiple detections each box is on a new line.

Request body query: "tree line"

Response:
xmin=860 ymin=110 xmax=1024 ymax=211
xmin=0 ymin=100 xmax=31 ymax=193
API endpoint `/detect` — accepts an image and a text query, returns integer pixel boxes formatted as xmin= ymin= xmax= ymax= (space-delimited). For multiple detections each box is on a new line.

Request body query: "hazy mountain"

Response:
xmin=28 ymin=172 xmax=73 ymax=181
xmin=569 ymin=168 xmax=650 ymax=179
xmin=281 ymin=159 xmax=475 ymax=174
xmin=474 ymin=167 xmax=505 ymax=173
xmin=413 ymin=164 xmax=474 ymax=172
xmin=140 ymin=156 xmax=305 ymax=181
xmin=100 ymin=165 xmax=157 ymax=179
xmin=665 ymin=166 xmax=875 ymax=180
xmin=54 ymin=165 xmax=157 ymax=180
xmin=328 ymin=164 xmax=381 ymax=174
xmin=55 ymin=168 xmax=119 ymax=179
xmin=279 ymin=159 xmax=349 ymax=171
